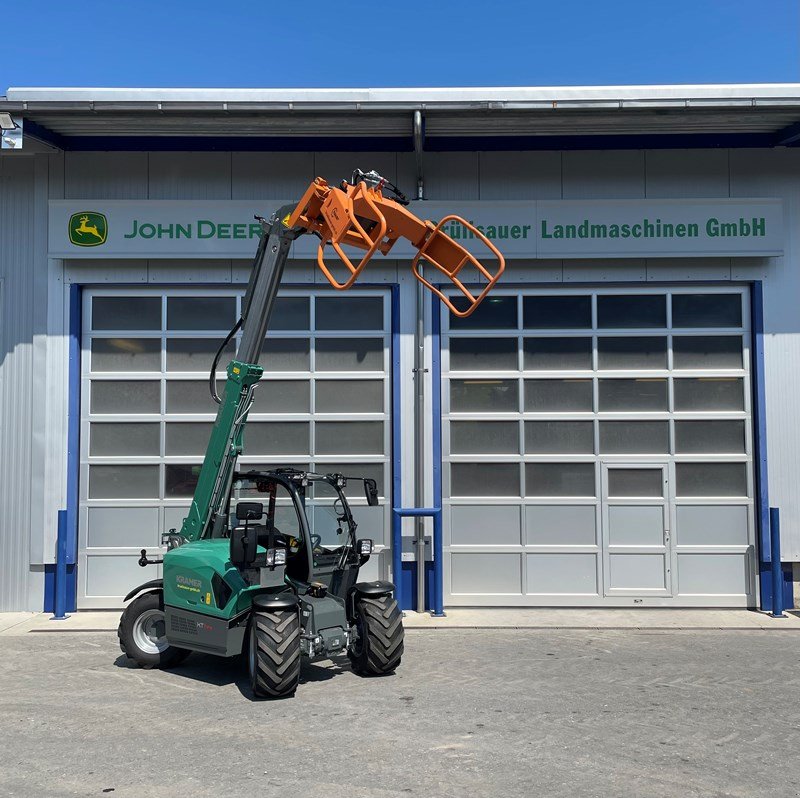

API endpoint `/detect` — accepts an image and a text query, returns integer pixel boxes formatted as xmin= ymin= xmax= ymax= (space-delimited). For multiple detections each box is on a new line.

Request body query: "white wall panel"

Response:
xmin=232 ymin=152 xmax=315 ymax=199
xmin=562 ymin=151 xmax=645 ymax=199
xmin=0 ymin=155 xmax=37 ymax=610
xmin=148 ymin=152 xmax=232 ymax=199
xmin=645 ymin=150 xmax=729 ymax=198
xmin=479 ymin=152 xmax=562 ymax=199
xmin=65 ymin=152 xmax=148 ymax=199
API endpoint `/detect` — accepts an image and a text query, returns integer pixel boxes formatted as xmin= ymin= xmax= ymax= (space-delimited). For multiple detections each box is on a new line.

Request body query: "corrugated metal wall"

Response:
xmin=0 ymin=156 xmax=37 ymax=610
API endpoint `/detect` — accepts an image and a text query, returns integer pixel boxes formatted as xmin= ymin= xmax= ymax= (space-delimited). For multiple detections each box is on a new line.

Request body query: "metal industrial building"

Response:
xmin=1 ymin=83 xmax=799 ymax=614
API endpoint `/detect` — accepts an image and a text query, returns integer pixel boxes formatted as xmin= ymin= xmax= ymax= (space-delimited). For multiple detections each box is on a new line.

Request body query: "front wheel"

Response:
xmin=118 ymin=592 xmax=190 ymax=669
xmin=348 ymin=595 xmax=404 ymax=676
xmin=249 ymin=608 xmax=301 ymax=698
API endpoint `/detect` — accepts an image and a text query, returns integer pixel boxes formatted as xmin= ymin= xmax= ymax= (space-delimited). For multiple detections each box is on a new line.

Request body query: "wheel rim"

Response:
xmin=132 ymin=608 xmax=168 ymax=655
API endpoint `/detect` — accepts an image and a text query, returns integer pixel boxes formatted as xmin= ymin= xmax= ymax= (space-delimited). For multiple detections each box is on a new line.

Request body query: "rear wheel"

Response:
xmin=348 ymin=595 xmax=403 ymax=676
xmin=249 ymin=608 xmax=301 ymax=698
xmin=118 ymin=592 xmax=190 ymax=669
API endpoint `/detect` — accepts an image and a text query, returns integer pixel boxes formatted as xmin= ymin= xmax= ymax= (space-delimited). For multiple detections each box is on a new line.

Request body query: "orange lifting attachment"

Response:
xmin=287 ymin=170 xmax=505 ymax=317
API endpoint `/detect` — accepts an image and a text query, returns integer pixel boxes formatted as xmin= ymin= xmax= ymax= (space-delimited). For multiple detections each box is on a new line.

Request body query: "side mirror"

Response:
xmin=230 ymin=526 xmax=258 ymax=568
xmin=236 ymin=501 xmax=263 ymax=522
xmin=364 ymin=479 xmax=379 ymax=507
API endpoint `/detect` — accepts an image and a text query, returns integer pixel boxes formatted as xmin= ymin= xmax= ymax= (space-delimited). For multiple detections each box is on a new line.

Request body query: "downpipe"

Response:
xmin=413 ymin=108 xmax=427 ymax=612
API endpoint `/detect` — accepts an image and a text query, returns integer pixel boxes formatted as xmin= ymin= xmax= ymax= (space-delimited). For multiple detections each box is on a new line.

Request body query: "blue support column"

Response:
xmin=51 ymin=510 xmax=70 ymax=620
xmin=430 ymin=300 xmax=445 ymax=617
xmin=769 ymin=508 xmax=787 ymax=618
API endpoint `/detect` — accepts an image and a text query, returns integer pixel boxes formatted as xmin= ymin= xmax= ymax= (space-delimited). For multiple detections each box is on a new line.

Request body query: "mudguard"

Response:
xmin=346 ymin=580 xmax=395 ymax=622
xmin=123 ymin=579 xmax=164 ymax=603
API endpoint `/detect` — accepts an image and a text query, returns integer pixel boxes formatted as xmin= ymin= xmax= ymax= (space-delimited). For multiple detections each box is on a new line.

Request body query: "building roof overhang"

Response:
xmin=4 ymin=84 xmax=800 ymax=152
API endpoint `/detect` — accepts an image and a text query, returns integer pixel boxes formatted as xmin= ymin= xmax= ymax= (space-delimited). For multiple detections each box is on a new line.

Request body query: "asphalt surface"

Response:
xmin=1 ymin=628 xmax=800 ymax=798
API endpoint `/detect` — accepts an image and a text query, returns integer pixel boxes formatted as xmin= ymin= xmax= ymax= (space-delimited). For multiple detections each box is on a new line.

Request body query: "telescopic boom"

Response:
xmin=177 ymin=170 xmax=505 ymax=544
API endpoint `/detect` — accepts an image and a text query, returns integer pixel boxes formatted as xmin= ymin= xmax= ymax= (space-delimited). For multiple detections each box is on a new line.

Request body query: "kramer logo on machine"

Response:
xmin=68 ymin=212 xmax=107 ymax=247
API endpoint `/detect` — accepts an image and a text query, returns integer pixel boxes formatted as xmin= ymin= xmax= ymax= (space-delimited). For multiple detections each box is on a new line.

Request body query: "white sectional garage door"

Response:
xmin=442 ymin=287 xmax=756 ymax=607
xmin=78 ymin=288 xmax=390 ymax=608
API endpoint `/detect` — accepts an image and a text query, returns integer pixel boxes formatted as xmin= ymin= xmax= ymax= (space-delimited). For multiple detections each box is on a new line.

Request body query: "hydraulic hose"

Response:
xmin=209 ymin=317 xmax=243 ymax=404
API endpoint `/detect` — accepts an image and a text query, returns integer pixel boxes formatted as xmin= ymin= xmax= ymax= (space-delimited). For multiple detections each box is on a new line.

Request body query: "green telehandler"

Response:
xmin=117 ymin=170 xmax=505 ymax=697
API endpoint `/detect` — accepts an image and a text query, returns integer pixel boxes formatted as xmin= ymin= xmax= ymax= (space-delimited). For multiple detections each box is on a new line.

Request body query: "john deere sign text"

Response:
xmin=48 ymin=198 xmax=783 ymax=259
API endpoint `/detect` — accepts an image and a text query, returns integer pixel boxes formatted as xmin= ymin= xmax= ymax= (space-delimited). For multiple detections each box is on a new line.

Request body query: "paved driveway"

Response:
xmin=1 ymin=628 xmax=799 ymax=797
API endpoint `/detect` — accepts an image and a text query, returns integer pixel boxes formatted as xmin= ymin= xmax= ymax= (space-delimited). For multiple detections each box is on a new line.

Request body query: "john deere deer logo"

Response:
xmin=69 ymin=212 xmax=107 ymax=247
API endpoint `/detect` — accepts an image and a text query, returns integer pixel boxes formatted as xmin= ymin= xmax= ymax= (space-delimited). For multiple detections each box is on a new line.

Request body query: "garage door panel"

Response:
xmin=526 ymin=553 xmax=598 ymax=595
xmin=676 ymin=505 xmax=749 ymax=546
xmin=444 ymin=287 xmax=754 ymax=607
xmin=84 ymin=554 xmax=159 ymax=600
xmin=87 ymin=507 xmax=159 ymax=549
xmin=451 ymin=505 xmax=521 ymax=546
xmin=525 ymin=505 xmax=596 ymax=546
xmin=451 ymin=553 xmax=521 ymax=595
xmin=79 ymin=288 xmax=391 ymax=608
xmin=677 ymin=553 xmax=751 ymax=596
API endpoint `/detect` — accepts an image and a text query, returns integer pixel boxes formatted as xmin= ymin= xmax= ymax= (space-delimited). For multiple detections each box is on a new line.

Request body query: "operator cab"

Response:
xmin=228 ymin=468 xmax=377 ymax=600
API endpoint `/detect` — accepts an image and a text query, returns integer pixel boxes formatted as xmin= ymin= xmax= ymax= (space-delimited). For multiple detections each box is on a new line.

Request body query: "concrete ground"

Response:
xmin=2 ymin=624 xmax=800 ymax=797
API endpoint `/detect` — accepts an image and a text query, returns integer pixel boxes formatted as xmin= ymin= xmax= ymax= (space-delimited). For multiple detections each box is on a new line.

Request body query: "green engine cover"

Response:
xmin=163 ymin=540 xmax=261 ymax=621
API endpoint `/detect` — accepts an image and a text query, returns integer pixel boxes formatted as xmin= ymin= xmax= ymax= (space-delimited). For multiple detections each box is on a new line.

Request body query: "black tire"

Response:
xmin=117 ymin=592 xmax=190 ymax=670
xmin=348 ymin=595 xmax=403 ymax=676
xmin=248 ymin=608 xmax=301 ymax=698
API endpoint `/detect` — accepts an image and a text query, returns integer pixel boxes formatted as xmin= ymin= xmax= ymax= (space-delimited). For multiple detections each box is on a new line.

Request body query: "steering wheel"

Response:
xmin=310 ymin=534 xmax=323 ymax=552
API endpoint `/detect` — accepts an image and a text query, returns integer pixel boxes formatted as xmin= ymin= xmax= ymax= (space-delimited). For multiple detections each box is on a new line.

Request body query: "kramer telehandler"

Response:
xmin=118 ymin=170 xmax=505 ymax=697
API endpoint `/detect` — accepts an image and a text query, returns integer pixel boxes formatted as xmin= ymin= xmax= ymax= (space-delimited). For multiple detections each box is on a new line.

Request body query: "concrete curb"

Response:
xmin=3 ymin=608 xmax=800 ymax=635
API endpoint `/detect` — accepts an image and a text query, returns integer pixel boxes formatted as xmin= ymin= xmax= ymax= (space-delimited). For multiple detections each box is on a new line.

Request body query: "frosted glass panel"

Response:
xmin=600 ymin=421 xmax=669 ymax=454
xmin=165 ymin=464 xmax=201 ymax=497
xmin=315 ymin=338 xmax=383 ymax=371
xmin=525 ymin=421 xmax=594 ymax=454
xmin=268 ymin=297 xmax=309 ymax=330
xmin=245 ymin=422 xmax=310 ymax=455
xmin=166 ymin=380 xmax=224 ymax=413
xmin=524 ymin=338 xmax=592 ymax=370
xmin=313 ymin=463 xmax=384 ymax=497
xmin=599 ymin=379 xmax=667 ymax=411
xmin=315 ymin=422 xmax=384 ymax=454
xmin=89 ymin=465 xmax=159 ymax=499
xmin=93 ymin=297 xmax=161 ymax=331
xmin=672 ymin=294 xmax=742 ymax=328
xmin=676 ymin=463 xmax=747 ymax=497
xmin=523 ymin=296 xmax=591 ymax=329
xmin=254 ymin=380 xmax=310 ymax=413
xmin=450 ymin=379 xmax=517 ymax=412
xmin=608 ymin=469 xmax=663 ymax=497
xmin=316 ymin=297 xmax=382 ymax=330
xmin=262 ymin=338 xmax=310 ymax=372
xmin=90 ymin=423 xmax=160 ymax=456
xmin=91 ymin=338 xmax=161 ymax=372
xmin=91 ymin=381 xmax=160 ymax=414
xmin=524 ymin=379 xmax=592 ymax=411
xmin=451 ymin=421 xmax=519 ymax=454
xmin=675 ymin=421 xmax=745 ymax=453
xmin=672 ymin=336 xmax=743 ymax=369
xmin=598 ymin=295 xmax=666 ymax=328
xmin=315 ymin=380 xmax=382 ymax=413
xmin=525 ymin=464 xmax=595 ymax=497
xmin=598 ymin=337 xmax=667 ymax=369
xmin=167 ymin=297 xmax=235 ymax=330
xmin=674 ymin=378 xmax=744 ymax=411
xmin=166 ymin=338 xmax=235 ymax=372
xmin=165 ymin=422 xmax=214 ymax=456
xmin=451 ymin=463 xmax=519 ymax=496
xmin=450 ymin=338 xmax=517 ymax=371
xmin=450 ymin=296 xmax=517 ymax=329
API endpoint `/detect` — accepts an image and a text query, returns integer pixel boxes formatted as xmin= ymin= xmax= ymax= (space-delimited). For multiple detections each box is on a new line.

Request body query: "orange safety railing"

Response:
xmin=287 ymin=176 xmax=505 ymax=317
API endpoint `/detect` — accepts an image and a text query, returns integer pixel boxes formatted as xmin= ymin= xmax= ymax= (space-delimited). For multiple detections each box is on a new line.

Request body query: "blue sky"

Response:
xmin=2 ymin=0 xmax=798 ymax=89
